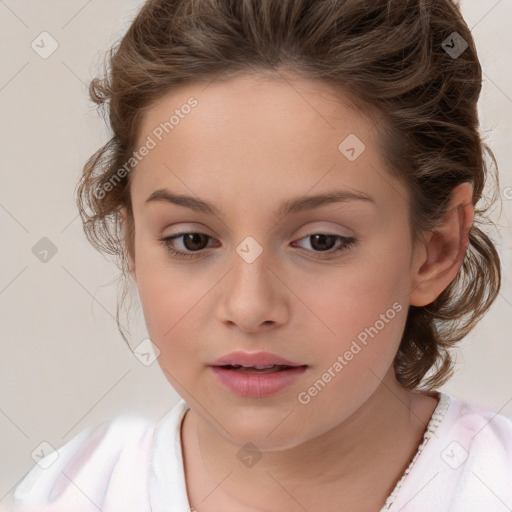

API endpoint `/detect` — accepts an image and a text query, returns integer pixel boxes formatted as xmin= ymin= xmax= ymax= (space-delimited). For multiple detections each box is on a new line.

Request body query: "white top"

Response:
xmin=9 ymin=392 xmax=512 ymax=511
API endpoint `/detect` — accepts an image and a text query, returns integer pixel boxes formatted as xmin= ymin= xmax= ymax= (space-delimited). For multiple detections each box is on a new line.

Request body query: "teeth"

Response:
xmin=231 ymin=364 xmax=276 ymax=369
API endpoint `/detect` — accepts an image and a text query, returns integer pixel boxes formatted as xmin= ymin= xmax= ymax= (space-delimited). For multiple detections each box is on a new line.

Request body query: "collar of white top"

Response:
xmin=148 ymin=391 xmax=452 ymax=512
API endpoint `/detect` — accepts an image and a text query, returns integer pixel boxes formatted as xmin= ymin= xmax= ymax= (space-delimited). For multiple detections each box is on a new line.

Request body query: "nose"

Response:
xmin=216 ymin=247 xmax=289 ymax=333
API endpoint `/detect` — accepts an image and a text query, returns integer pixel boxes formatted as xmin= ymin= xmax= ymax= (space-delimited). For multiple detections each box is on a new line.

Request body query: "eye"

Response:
xmin=159 ymin=232 xmax=357 ymax=260
xmin=159 ymin=232 xmax=215 ymax=259
xmin=292 ymin=234 xmax=357 ymax=259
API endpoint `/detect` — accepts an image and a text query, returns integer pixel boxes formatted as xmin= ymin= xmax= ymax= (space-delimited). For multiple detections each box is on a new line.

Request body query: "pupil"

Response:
xmin=184 ymin=233 xmax=208 ymax=251
xmin=311 ymin=234 xmax=336 ymax=251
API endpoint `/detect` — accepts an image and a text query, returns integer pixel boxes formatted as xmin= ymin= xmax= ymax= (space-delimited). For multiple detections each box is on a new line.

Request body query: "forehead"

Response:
xmin=137 ymin=72 xmax=373 ymax=151
xmin=130 ymin=73 xmax=407 ymax=214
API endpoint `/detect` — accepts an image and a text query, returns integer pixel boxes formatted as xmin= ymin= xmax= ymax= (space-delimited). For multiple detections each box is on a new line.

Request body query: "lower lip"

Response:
xmin=209 ymin=366 xmax=308 ymax=397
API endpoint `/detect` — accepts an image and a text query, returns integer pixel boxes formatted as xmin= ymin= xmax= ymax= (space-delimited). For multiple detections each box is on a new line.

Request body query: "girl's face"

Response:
xmin=129 ymin=73 xmax=425 ymax=449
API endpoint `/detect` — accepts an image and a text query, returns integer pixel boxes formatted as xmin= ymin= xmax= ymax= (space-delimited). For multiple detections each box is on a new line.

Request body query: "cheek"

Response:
xmin=135 ymin=270 xmax=209 ymax=391
xmin=301 ymin=245 xmax=409 ymax=331
xmin=294 ymin=234 xmax=411 ymax=373
xmin=296 ymin=272 xmax=407 ymax=370
xmin=292 ymin=267 xmax=408 ymax=425
xmin=136 ymin=267 xmax=206 ymax=342
xmin=133 ymin=245 xmax=220 ymax=372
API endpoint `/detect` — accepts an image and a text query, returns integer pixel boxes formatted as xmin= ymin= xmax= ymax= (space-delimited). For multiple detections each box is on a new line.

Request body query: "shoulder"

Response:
xmin=392 ymin=392 xmax=512 ymax=512
xmin=440 ymin=392 xmax=512 ymax=478
xmin=437 ymin=394 xmax=512 ymax=509
xmin=11 ymin=415 xmax=157 ymax=512
xmin=444 ymin=393 xmax=512 ymax=452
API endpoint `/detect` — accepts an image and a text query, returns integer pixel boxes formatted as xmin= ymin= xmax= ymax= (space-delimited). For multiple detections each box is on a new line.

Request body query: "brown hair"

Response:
xmin=76 ymin=0 xmax=501 ymax=390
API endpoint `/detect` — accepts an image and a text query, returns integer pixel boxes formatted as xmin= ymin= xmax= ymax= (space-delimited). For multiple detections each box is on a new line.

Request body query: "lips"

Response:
xmin=208 ymin=351 xmax=308 ymax=396
xmin=209 ymin=350 xmax=306 ymax=369
xmin=220 ymin=364 xmax=293 ymax=374
xmin=210 ymin=364 xmax=308 ymax=397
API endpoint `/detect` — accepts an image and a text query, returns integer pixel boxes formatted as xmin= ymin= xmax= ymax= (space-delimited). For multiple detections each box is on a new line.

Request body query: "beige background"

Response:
xmin=1 ymin=0 xmax=511 ymax=503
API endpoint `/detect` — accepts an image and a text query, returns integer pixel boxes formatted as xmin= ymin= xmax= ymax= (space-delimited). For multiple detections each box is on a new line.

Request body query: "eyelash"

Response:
xmin=158 ymin=232 xmax=357 ymax=260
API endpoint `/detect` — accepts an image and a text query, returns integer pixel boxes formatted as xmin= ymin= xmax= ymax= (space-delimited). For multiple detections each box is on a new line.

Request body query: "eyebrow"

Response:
xmin=145 ymin=188 xmax=376 ymax=217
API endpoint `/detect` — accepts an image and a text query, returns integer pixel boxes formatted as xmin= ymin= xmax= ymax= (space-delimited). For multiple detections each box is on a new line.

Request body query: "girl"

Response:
xmin=11 ymin=0 xmax=512 ymax=511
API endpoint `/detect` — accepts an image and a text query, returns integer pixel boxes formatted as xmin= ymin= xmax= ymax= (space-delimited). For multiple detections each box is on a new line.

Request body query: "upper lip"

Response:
xmin=209 ymin=351 xmax=307 ymax=368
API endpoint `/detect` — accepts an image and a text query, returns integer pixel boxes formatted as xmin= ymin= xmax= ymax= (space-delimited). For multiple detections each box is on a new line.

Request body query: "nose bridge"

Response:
xmin=230 ymin=234 xmax=273 ymax=297
xmin=218 ymin=233 xmax=288 ymax=331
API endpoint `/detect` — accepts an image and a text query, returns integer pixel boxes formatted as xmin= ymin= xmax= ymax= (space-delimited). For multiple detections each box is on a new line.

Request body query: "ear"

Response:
xmin=119 ymin=206 xmax=136 ymax=281
xmin=409 ymin=182 xmax=474 ymax=307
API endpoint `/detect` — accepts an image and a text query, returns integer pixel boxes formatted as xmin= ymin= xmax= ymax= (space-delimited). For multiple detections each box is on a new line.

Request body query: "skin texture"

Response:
xmin=125 ymin=72 xmax=474 ymax=511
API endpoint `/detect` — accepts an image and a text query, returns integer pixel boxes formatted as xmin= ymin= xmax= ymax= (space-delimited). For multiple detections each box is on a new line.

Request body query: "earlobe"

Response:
xmin=409 ymin=183 xmax=474 ymax=307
